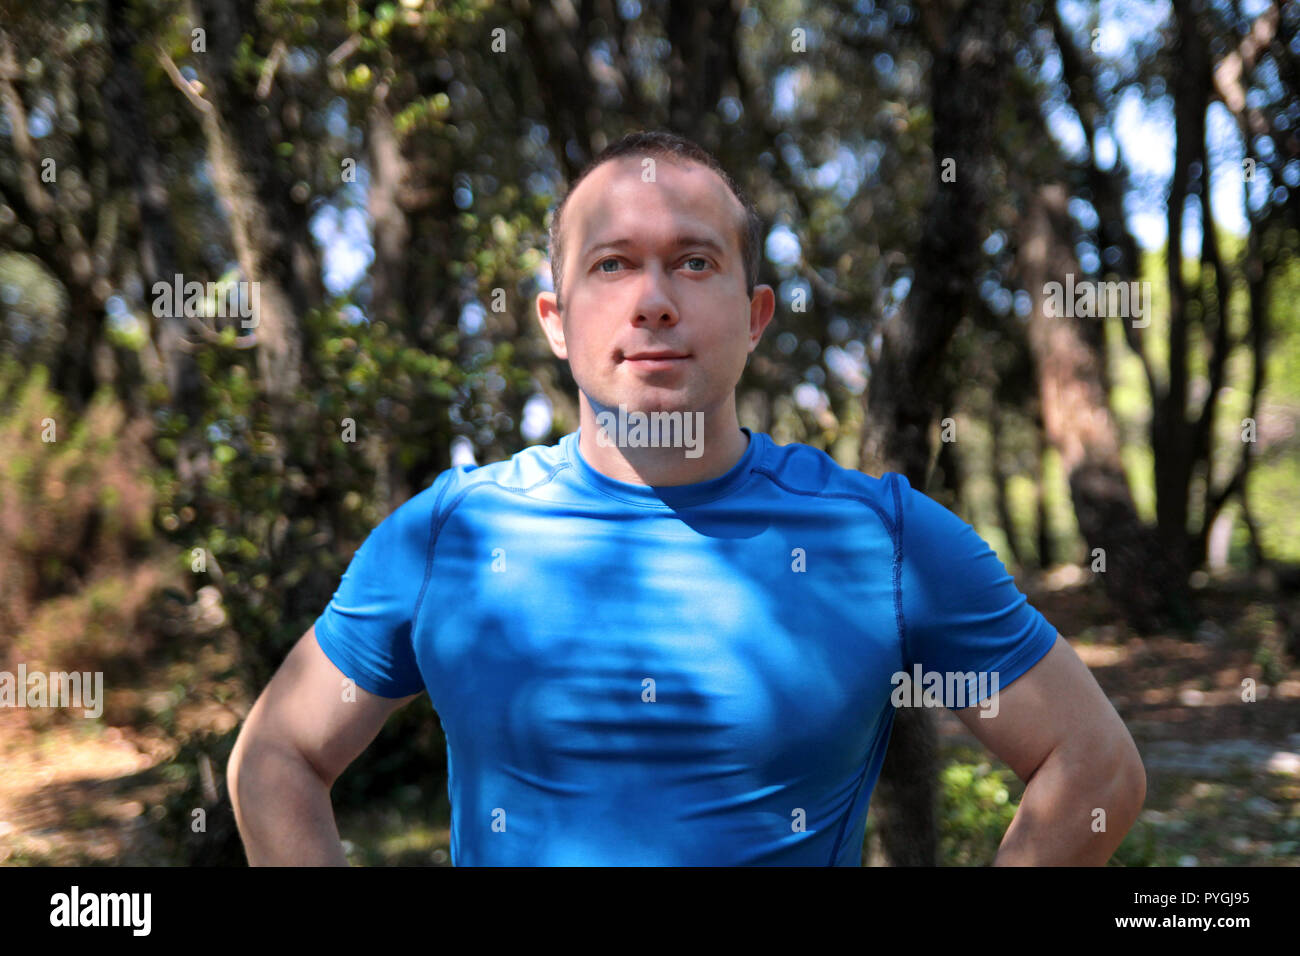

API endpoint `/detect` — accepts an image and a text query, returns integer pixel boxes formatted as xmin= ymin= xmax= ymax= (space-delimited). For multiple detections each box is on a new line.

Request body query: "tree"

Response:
xmin=859 ymin=0 xmax=1016 ymax=867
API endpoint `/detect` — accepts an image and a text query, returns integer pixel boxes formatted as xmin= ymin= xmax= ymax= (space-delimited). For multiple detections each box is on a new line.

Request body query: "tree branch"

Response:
xmin=156 ymin=45 xmax=215 ymax=115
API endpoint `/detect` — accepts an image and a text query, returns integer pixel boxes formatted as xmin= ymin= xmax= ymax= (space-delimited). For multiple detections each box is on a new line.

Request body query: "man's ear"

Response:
xmin=747 ymin=284 xmax=776 ymax=352
xmin=535 ymin=291 xmax=568 ymax=360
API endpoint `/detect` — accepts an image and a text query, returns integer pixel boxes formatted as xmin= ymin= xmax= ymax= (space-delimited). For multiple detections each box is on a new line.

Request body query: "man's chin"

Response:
xmin=598 ymin=397 xmax=700 ymax=417
xmin=583 ymin=386 xmax=694 ymax=417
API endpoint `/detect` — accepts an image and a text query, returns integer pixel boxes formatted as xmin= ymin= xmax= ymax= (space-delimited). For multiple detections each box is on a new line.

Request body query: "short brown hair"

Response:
xmin=547 ymin=130 xmax=763 ymax=310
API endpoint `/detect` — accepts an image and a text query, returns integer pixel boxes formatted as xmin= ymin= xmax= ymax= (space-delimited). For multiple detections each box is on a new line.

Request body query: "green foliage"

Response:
xmin=0 ymin=360 xmax=156 ymax=636
xmin=938 ymin=757 xmax=1160 ymax=867
xmin=156 ymin=729 xmax=246 ymax=866
xmin=1108 ymin=818 xmax=1159 ymax=867
xmin=938 ymin=761 xmax=1019 ymax=866
xmin=152 ymin=304 xmax=465 ymax=685
xmin=1242 ymin=247 xmax=1300 ymax=563
xmin=330 ymin=696 xmax=450 ymax=816
xmin=144 ymin=300 xmax=517 ymax=824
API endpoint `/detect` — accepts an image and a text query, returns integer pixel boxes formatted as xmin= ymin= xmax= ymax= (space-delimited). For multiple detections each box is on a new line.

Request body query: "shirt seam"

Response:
xmin=748 ymin=465 xmax=903 ymax=656
xmin=827 ymin=742 xmax=876 ymax=866
xmin=747 ymin=466 xmax=905 ymax=867
xmin=748 ymin=467 xmax=895 ymax=532
xmin=890 ymin=473 xmax=909 ymax=670
xmin=410 ymin=458 xmax=574 ymax=643
xmin=574 ymin=467 xmax=766 ymax=508
xmin=314 ymin=612 xmax=424 ymax=698
xmin=409 ymin=472 xmax=461 ymax=648
xmin=947 ymin=614 xmax=1058 ymax=708
xmin=826 ymin=710 xmax=895 ymax=865
xmin=567 ymin=435 xmax=767 ymax=508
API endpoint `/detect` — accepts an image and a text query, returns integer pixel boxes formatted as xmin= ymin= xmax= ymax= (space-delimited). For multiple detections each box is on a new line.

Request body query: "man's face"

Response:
xmin=536 ymin=156 xmax=773 ymax=419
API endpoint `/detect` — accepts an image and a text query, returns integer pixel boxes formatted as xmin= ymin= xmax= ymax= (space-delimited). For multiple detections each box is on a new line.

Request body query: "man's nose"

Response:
xmin=632 ymin=263 xmax=679 ymax=326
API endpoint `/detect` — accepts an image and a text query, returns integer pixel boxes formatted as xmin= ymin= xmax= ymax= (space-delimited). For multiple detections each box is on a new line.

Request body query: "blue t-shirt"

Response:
xmin=314 ymin=427 xmax=1057 ymax=865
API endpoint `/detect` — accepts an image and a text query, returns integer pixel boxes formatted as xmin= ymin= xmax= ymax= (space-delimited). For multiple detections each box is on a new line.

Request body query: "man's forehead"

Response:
xmin=565 ymin=156 xmax=744 ymax=254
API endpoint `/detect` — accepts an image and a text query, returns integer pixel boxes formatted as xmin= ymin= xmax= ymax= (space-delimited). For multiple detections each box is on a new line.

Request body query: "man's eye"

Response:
xmin=683 ymin=256 xmax=710 ymax=271
xmin=597 ymin=258 xmax=623 ymax=273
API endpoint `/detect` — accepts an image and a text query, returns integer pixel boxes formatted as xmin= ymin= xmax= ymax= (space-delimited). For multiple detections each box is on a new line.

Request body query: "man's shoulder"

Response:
xmin=391 ymin=438 xmax=571 ymax=521
xmin=753 ymin=433 xmax=902 ymax=517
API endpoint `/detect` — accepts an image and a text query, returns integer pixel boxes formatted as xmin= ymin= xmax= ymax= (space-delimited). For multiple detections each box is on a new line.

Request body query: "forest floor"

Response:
xmin=1 ymin=571 xmax=1297 ymax=866
xmin=932 ymin=567 xmax=1300 ymax=866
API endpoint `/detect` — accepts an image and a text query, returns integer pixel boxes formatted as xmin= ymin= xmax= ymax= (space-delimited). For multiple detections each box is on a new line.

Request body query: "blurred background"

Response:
xmin=0 ymin=0 xmax=1297 ymax=866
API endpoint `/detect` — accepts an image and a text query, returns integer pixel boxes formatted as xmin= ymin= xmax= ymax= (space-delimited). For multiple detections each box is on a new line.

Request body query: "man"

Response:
xmin=228 ymin=131 xmax=1146 ymax=866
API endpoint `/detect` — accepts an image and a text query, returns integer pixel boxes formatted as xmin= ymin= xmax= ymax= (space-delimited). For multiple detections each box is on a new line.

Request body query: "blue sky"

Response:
xmin=1051 ymin=0 xmax=1291 ymax=253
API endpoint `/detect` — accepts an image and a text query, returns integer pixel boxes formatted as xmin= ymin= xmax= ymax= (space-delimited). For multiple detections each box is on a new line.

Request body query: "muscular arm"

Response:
xmin=953 ymin=634 xmax=1146 ymax=865
xmin=227 ymin=625 xmax=421 ymax=866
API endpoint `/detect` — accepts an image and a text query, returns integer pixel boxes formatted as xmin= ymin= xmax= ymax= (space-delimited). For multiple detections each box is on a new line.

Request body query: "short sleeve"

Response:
xmin=313 ymin=474 xmax=453 ymax=698
xmin=893 ymin=473 xmax=1057 ymax=708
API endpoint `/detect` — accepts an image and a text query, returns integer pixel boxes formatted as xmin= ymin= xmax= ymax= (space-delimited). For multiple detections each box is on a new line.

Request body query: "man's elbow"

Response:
xmin=226 ymin=720 xmax=271 ymax=818
xmin=227 ymin=727 xmax=252 ymax=817
xmin=1128 ymin=756 xmax=1147 ymax=816
xmin=1105 ymin=750 xmax=1147 ymax=830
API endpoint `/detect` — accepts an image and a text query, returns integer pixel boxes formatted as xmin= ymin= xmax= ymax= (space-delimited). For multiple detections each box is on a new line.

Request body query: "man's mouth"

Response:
xmin=622 ymin=350 xmax=691 ymax=366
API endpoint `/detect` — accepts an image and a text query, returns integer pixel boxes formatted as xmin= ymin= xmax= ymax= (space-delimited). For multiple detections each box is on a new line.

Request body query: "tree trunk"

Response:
xmin=103 ymin=0 xmax=205 ymax=477
xmin=1015 ymin=182 xmax=1191 ymax=634
xmin=0 ymin=29 xmax=109 ymax=410
xmin=860 ymin=0 xmax=1015 ymax=867
xmin=182 ymin=0 xmax=323 ymax=402
xmin=989 ymin=399 xmax=1024 ymax=569
xmin=1151 ymin=0 xmax=1211 ymax=573
xmin=665 ymin=0 xmax=740 ymax=149
xmin=1034 ymin=410 xmax=1054 ymax=570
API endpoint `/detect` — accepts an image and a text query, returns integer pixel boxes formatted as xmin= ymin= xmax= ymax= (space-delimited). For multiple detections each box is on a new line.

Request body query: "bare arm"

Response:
xmin=953 ymin=634 xmax=1147 ymax=865
xmin=227 ymin=625 xmax=421 ymax=866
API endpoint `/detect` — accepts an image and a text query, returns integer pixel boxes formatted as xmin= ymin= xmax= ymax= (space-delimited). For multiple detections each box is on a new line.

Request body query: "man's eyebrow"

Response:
xmin=580 ymin=235 xmax=728 ymax=259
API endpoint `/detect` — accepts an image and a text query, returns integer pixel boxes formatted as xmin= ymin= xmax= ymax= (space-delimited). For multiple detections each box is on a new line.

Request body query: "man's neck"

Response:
xmin=576 ymin=398 xmax=750 ymax=486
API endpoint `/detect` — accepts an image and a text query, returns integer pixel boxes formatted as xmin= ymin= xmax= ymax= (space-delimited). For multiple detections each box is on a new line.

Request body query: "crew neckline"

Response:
xmin=564 ymin=426 xmax=764 ymax=508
